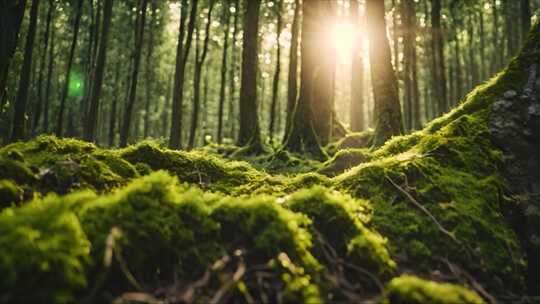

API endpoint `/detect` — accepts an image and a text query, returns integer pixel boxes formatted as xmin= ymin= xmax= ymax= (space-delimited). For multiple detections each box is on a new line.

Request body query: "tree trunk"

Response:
xmin=504 ymin=0 xmax=517 ymax=58
xmin=43 ymin=5 xmax=55 ymax=134
xmin=0 ymin=0 xmax=27 ymax=107
xmin=268 ymin=0 xmax=283 ymax=143
xmin=283 ymin=0 xmax=300 ymax=142
xmin=143 ymin=2 xmax=157 ymax=139
xmin=216 ymin=4 xmax=230 ymax=144
xmin=188 ymin=3 xmax=214 ymax=150
xmin=56 ymin=0 xmax=83 ymax=137
xmin=283 ymin=0 xmax=326 ymax=159
xmin=33 ymin=0 xmax=53 ymax=134
xmin=169 ymin=0 xmax=198 ymax=149
xmin=350 ymin=0 xmax=365 ymax=132
xmin=227 ymin=0 xmax=240 ymax=141
xmin=120 ymin=0 xmax=149 ymax=147
xmin=432 ymin=0 xmax=448 ymax=115
xmin=10 ymin=0 xmax=40 ymax=142
xmin=409 ymin=0 xmax=421 ymax=130
xmin=84 ymin=0 xmax=114 ymax=142
xmin=237 ymin=0 xmax=263 ymax=151
xmin=479 ymin=11 xmax=486 ymax=81
xmin=109 ymin=62 xmax=121 ymax=147
xmin=521 ymin=0 xmax=531 ymax=41
xmin=366 ymin=0 xmax=403 ymax=147
xmin=310 ymin=1 xmax=336 ymax=145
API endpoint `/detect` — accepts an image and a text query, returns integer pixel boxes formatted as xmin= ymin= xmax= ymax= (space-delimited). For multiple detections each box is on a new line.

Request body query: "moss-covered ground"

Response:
xmin=2 ymin=21 xmax=540 ymax=304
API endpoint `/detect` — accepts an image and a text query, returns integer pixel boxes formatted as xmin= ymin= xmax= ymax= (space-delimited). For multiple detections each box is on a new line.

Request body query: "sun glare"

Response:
xmin=330 ymin=21 xmax=359 ymax=63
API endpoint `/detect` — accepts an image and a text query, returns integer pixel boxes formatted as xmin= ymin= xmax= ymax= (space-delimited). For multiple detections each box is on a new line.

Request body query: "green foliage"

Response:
xmin=286 ymin=187 xmax=395 ymax=274
xmin=0 ymin=197 xmax=91 ymax=303
xmin=382 ymin=275 xmax=484 ymax=304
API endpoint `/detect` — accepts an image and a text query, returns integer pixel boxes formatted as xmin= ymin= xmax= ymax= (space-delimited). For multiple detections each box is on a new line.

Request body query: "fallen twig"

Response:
xmin=385 ymin=175 xmax=460 ymax=245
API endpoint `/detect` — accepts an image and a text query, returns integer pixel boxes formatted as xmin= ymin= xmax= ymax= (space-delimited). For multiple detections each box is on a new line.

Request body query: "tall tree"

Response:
xmin=43 ymin=2 xmax=56 ymax=133
xmin=350 ymin=0 xmax=365 ymax=132
xmin=310 ymin=1 xmax=337 ymax=145
xmin=237 ymin=0 xmax=263 ymax=151
xmin=216 ymin=2 xmax=230 ymax=144
xmin=402 ymin=0 xmax=420 ymax=130
xmin=227 ymin=0 xmax=240 ymax=140
xmin=33 ymin=0 xmax=54 ymax=133
xmin=0 ymin=0 xmax=27 ymax=107
xmin=432 ymin=0 xmax=448 ymax=115
xmin=283 ymin=0 xmax=326 ymax=159
xmin=188 ymin=2 xmax=214 ymax=150
xmin=169 ymin=0 xmax=198 ymax=149
xmin=143 ymin=2 xmax=157 ymax=139
xmin=521 ymin=0 xmax=531 ymax=41
xmin=10 ymin=0 xmax=39 ymax=142
xmin=366 ymin=0 xmax=403 ymax=147
xmin=283 ymin=0 xmax=300 ymax=142
xmin=83 ymin=0 xmax=114 ymax=142
xmin=56 ymin=0 xmax=83 ymax=136
xmin=109 ymin=61 xmax=121 ymax=147
xmin=268 ymin=0 xmax=283 ymax=143
xmin=120 ymin=0 xmax=149 ymax=147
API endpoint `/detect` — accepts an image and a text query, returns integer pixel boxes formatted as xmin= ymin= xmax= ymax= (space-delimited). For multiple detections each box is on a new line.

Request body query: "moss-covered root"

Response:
xmin=382 ymin=275 xmax=484 ymax=304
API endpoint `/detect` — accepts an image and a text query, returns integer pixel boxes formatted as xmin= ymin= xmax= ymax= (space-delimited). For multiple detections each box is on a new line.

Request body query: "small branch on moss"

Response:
xmin=385 ymin=175 xmax=460 ymax=246
xmin=209 ymin=259 xmax=246 ymax=304
xmin=441 ymin=258 xmax=497 ymax=304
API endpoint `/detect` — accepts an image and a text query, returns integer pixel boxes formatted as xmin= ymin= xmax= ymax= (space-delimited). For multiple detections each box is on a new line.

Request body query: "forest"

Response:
xmin=1 ymin=0 xmax=540 ymax=303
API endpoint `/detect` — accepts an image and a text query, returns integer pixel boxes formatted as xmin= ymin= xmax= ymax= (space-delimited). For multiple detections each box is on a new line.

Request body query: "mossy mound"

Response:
xmin=0 ymin=171 xmax=395 ymax=303
xmin=318 ymin=148 xmax=371 ymax=177
xmin=382 ymin=275 xmax=484 ymax=304
xmin=333 ymin=24 xmax=540 ymax=295
xmin=0 ymin=136 xmax=138 ymax=200
xmin=119 ymin=141 xmax=268 ymax=193
xmin=326 ymin=130 xmax=373 ymax=156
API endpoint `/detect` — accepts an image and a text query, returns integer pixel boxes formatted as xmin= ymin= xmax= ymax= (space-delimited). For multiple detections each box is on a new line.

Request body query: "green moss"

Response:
xmin=326 ymin=130 xmax=373 ymax=156
xmin=286 ymin=187 xmax=395 ymax=274
xmin=120 ymin=142 xmax=267 ymax=193
xmin=0 ymin=198 xmax=91 ymax=303
xmin=318 ymin=148 xmax=371 ymax=177
xmin=0 ymin=179 xmax=23 ymax=208
xmin=382 ymin=275 xmax=484 ymax=304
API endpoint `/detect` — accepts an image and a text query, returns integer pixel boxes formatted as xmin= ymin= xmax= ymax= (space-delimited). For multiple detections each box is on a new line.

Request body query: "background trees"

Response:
xmin=1 ymin=0 xmax=537 ymax=152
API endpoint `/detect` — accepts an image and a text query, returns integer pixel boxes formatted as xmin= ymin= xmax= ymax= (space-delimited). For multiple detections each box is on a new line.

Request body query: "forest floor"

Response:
xmin=2 ymin=25 xmax=540 ymax=304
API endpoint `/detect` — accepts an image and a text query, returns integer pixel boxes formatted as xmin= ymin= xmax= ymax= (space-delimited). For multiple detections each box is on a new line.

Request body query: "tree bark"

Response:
xmin=10 ymin=0 xmax=40 ymax=142
xmin=169 ymin=0 xmax=198 ymax=149
xmin=56 ymin=0 xmax=83 ymax=137
xmin=283 ymin=0 xmax=326 ymax=159
xmin=432 ymin=0 xmax=448 ymax=115
xmin=43 ymin=5 xmax=56 ymax=134
xmin=84 ymin=0 xmax=114 ymax=142
xmin=33 ymin=0 xmax=53 ymax=134
xmin=143 ymin=2 xmax=157 ymax=139
xmin=350 ymin=0 xmax=365 ymax=132
xmin=283 ymin=0 xmax=300 ymax=142
xmin=237 ymin=0 xmax=263 ymax=151
xmin=521 ymin=0 xmax=531 ymax=41
xmin=120 ymin=0 xmax=149 ymax=147
xmin=227 ymin=0 xmax=240 ymax=141
xmin=188 ymin=3 xmax=214 ymax=150
xmin=217 ymin=3 xmax=230 ymax=144
xmin=268 ymin=0 xmax=283 ymax=143
xmin=366 ymin=0 xmax=403 ymax=147
xmin=0 ymin=0 xmax=27 ymax=107
xmin=109 ymin=62 xmax=121 ymax=147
